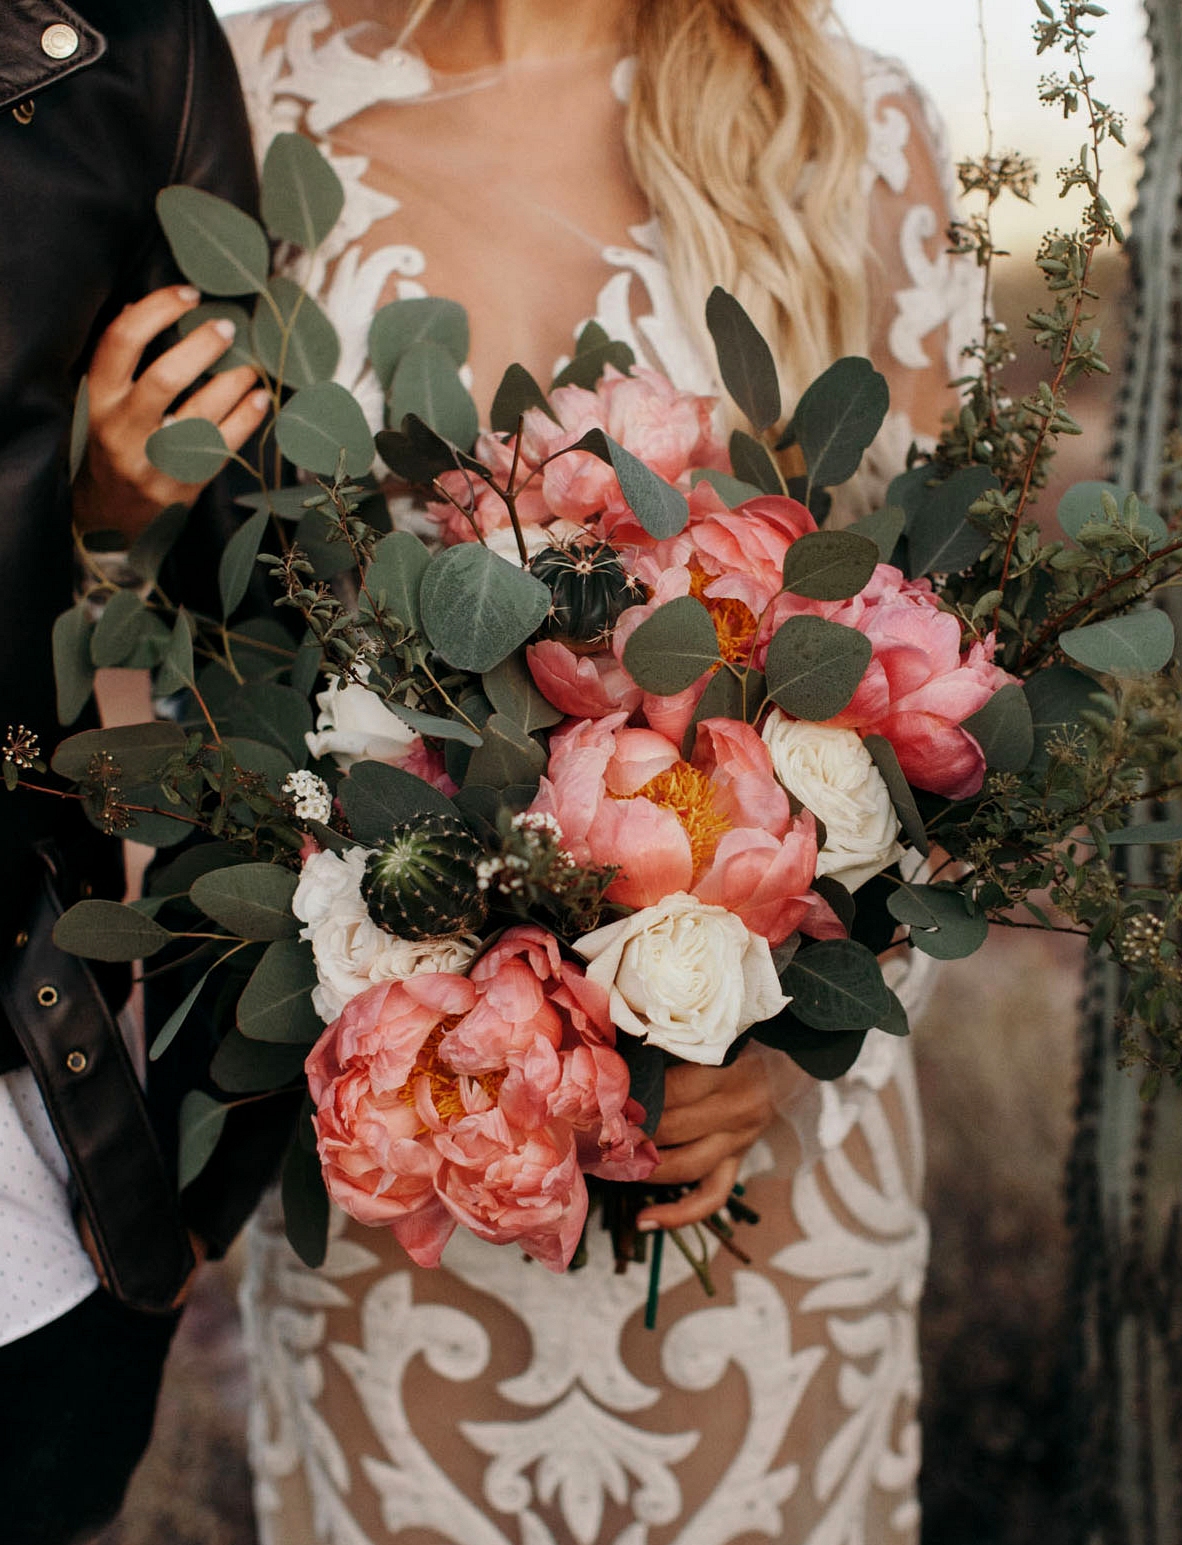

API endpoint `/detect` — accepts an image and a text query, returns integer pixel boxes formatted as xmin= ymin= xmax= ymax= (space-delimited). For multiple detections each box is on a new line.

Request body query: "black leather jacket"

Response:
xmin=0 ymin=0 xmax=261 ymax=1310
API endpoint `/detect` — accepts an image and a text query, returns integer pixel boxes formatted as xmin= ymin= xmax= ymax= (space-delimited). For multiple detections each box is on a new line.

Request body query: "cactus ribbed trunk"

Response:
xmin=1069 ymin=2 xmax=1182 ymax=1535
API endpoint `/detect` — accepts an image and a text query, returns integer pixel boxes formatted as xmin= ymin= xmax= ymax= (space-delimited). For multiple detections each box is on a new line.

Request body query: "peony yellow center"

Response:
xmin=688 ymin=564 xmax=758 ymax=665
xmin=633 ymin=762 xmax=732 ymax=874
xmin=398 ymin=1020 xmax=506 ymax=1130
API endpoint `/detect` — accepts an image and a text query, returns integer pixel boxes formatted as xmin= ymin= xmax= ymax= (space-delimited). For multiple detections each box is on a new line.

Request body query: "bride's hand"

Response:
xmin=636 ymin=1046 xmax=810 ymax=1231
xmin=73 ymin=284 xmax=270 ymax=540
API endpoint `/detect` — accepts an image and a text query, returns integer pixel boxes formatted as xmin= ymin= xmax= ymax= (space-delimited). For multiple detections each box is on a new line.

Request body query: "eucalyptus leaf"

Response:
xmin=781 ymin=1025 xmax=869 ymax=1080
xmin=961 ymin=683 xmax=1034 ymax=773
xmin=779 ymin=939 xmax=892 ymax=1031
xmin=282 ymin=1114 xmax=329 ymax=1268
xmin=53 ymin=604 xmax=94 ymax=726
xmin=619 ymin=1038 xmax=665 ymax=1137
xmin=116 ymin=784 xmax=194 ymax=849
xmin=781 ymin=530 xmax=879 ymax=600
xmin=1099 ymin=819 xmax=1182 ymax=846
xmin=903 ymin=465 xmax=997 ymax=577
xmin=622 ymin=596 xmax=720 ymax=695
xmin=237 ymin=939 xmax=322 ymax=1043
xmin=252 ymin=276 xmax=340 ymax=389
xmin=177 ymin=302 xmax=254 ymax=373
xmin=52 ymin=720 xmax=186 ymax=783
xmin=1058 ymin=480 xmax=1168 ymax=547
xmin=420 ymin=543 xmax=552 ymax=672
xmin=337 ymin=759 xmax=457 ymax=844
xmin=887 ymin=883 xmax=990 ymax=960
xmin=260 ymin=130 xmax=345 ymax=250
xmin=764 ymin=616 xmax=871 ymax=721
xmin=490 ymin=363 xmax=559 ymax=433
xmin=389 ymin=340 xmax=479 ymax=449
xmin=276 ymin=382 xmax=374 ymax=477
xmin=463 ymin=713 xmax=547 ymax=790
xmin=728 ymin=430 xmax=782 ymax=496
xmin=1059 ymin=610 xmax=1176 ymax=675
xmin=218 ymin=508 xmax=270 ymax=620
xmin=146 ymin=418 xmax=230 ymax=484
xmin=148 ymin=952 xmax=229 ymax=1061
xmin=189 ymin=864 xmax=301 ymax=940
xmin=369 ymin=297 xmax=469 ymax=388
xmin=570 ymin=429 xmax=688 ymax=540
xmin=126 ymin=504 xmax=190 ymax=585
xmin=362 ymin=529 xmax=432 ymax=633
xmin=53 ymin=900 xmax=174 ymax=963
xmin=178 ymin=1090 xmax=229 ymax=1190
xmin=90 ymin=589 xmax=151 ymax=668
xmin=218 ymin=681 xmax=313 ymax=768
xmin=156 ymin=609 xmax=196 ymax=696
xmin=385 ymin=700 xmax=484 ymax=747
xmin=680 ymin=665 xmax=748 ymax=757
xmin=1024 ymin=665 xmax=1108 ymax=771
xmin=483 ymin=653 xmax=565 ymax=732
xmin=847 ymin=504 xmax=906 ymax=563
xmin=236 ymin=486 xmax=318 ymax=520
xmin=149 ymin=842 xmax=252 ymax=899
xmin=705 ymin=286 xmax=781 ymax=431
xmin=69 ymin=377 xmax=89 ymax=482
xmin=862 ymin=735 xmax=929 ymax=855
xmin=295 ymin=507 xmax=357 ymax=581
xmin=550 ymin=339 xmax=634 ymax=391
xmin=790 ymin=357 xmax=889 ymax=491
xmin=212 ymin=1029 xmax=309 ymax=1094
xmin=689 ymin=468 xmax=764 ymax=507
xmin=221 ymin=736 xmax=294 ymax=796
xmin=156 ymin=185 xmax=270 ymax=296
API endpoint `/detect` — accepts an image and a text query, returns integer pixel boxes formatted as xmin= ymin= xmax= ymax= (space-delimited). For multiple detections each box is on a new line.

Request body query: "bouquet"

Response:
xmin=11 ymin=2 xmax=1182 ymax=1293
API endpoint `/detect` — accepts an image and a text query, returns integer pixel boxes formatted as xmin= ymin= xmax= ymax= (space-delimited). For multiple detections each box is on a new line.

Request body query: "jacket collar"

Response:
xmin=0 ymin=1 xmax=106 ymax=113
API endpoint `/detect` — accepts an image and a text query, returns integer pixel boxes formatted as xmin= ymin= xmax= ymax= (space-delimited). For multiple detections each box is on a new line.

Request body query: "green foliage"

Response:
xmin=189 ymin=864 xmax=301 ymax=940
xmin=622 ymin=597 xmax=719 ymax=694
xmin=369 ymin=297 xmax=469 ymax=388
xmin=146 ymin=419 xmax=231 ymax=484
xmin=788 ymin=357 xmax=889 ymax=494
xmin=389 ymin=341 xmax=479 ymax=450
xmin=260 ymin=131 xmax=345 ymax=250
xmin=337 ymin=759 xmax=456 ymax=845
xmin=252 ymin=277 xmax=340 ymax=389
xmin=156 ymin=186 xmax=270 ymax=296
xmin=764 ymin=616 xmax=871 ymax=721
xmin=178 ymin=1090 xmax=229 ymax=1189
xmin=53 ymin=899 xmax=174 ymax=962
xmin=420 ymin=544 xmax=552 ymax=672
xmin=276 ymin=383 xmax=374 ymax=477
xmin=572 ymin=429 xmax=689 ymax=540
xmin=705 ymin=286 xmax=781 ymax=432
xmin=237 ymin=940 xmax=322 ymax=1043
xmin=779 ymin=939 xmax=893 ymax=1031
xmin=781 ymin=530 xmax=879 ymax=601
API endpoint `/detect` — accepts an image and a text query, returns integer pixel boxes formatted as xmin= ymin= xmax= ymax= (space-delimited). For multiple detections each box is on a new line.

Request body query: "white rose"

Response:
xmin=484 ymin=518 xmax=586 ymax=567
xmin=575 ymin=893 xmax=787 ymax=1065
xmin=305 ymin=670 xmax=418 ymax=772
xmin=293 ymin=848 xmax=476 ymax=1022
xmin=761 ymin=713 xmax=904 ymax=892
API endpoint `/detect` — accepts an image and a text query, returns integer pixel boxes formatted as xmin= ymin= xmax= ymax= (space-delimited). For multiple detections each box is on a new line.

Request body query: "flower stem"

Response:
xmin=644 ymin=1228 xmax=664 ymax=1330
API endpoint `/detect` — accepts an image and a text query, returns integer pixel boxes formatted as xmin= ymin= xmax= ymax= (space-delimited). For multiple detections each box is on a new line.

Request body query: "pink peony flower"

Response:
xmin=530 ymin=713 xmax=843 ymax=946
xmin=305 ymin=926 xmax=656 ymax=1271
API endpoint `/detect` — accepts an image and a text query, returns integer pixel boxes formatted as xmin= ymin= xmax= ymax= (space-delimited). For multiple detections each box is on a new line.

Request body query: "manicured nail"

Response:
xmin=177 ymin=286 xmax=200 ymax=304
xmin=250 ymin=390 xmax=270 ymax=411
xmin=212 ymin=318 xmax=237 ymax=340
xmin=636 ymin=1218 xmax=658 ymax=1232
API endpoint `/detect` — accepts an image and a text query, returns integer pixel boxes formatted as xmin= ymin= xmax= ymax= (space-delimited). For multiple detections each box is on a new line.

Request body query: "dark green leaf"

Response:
xmin=276 ymin=383 xmax=374 ymax=478
xmin=483 ymin=653 xmax=565 ymax=732
xmin=862 ymin=735 xmax=929 ymax=855
xmin=550 ymin=339 xmax=635 ymax=391
xmin=69 ymin=376 xmax=89 ymax=482
xmin=887 ymin=883 xmax=989 ymax=960
xmin=781 ymin=530 xmax=879 ymax=600
xmin=791 ymin=357 xmax=889 ymax=491
xmin=1099 ymin=819 xmax=1182 ymax=846
xmin=362 ymin=529 xmax=431 ymax=633
xmin=783 ymin=1026 xmax=869 ymax=1080
xmin=53 ymin=604 xmax=94 ymax=726
xmin=294 ymin=507 xmax=356 ymax=580
xmin=149 ymin=842 xmax=251 ymax=898
xmin=146 ymin=418 xmax=231 ymax=484
xmin=622 ymin=596 xmax=720 ymax=694
xmin=728 ymin=430 xmax=782 ymax=495
xmin=222 ymin=736 xmax=294 ymax=797
xmin=375 ymin=413 xmax=489 ymax=488
xmin=705 ymin=286 xmax=781 ymax=431
xmin=810 ymin=875 xmax=856 ymax=934
xmin=261 ymin=131 xmax=345 ymax=249
xmin=116 ymin=784 xmax=194 ymax=849
xmin=189 ymin=864 xmax=300 ymax=940
xmin=689 ymin=468 xmax=764 ymax=507
xmin=90 ymin=589 xmax=151 ymax=669
xmin=337 ymin=759 xmax=456 ymax=844
xmin=53 ymin=899 xmax=174 ymax=962
xmin=157 ymin=185 xmax=270 ymax=296
xmin=420 ymin=543 xmax=552 ymax=672
xmin=1024 ymin=665 xmax=1108 ymax=771
xmin=389 ymin=340 xmax=478 ymax=450
xmin=177 ymin=302 xmax=254 ymax=373
xmin=779 ymin=939 xmax=892 ymax=1031
xmin=764 ymin=616 xmax=872 ymax=721
xmin=903 ymin=465 xmax=997 ymax=576
xmin=178 ymin=1090 xmax=229 ymax=1189
xmin=1059 ymin=611 xmax=1176 ymax=675
xmin=237 ymin=939 xmax=322 ymax=1043
xmin=1058 ymin=480 xmax=1168 ymax=546
xmin=252 ymin=276 xmax=340 ymax=390
xmin=680 ymin=664 xmax=748 ymax=757
xmin=149 ymin=953 xmax=229 ymax=1061
xmin=369 ymin=297 xmax=469 ymax=388
xmin=878 ymin=989 xmax=910 ymax=1037
xmin=463 ymin=713 xmax=547 ymax=790
xmin=960 ymin=683 xmax=1034 ymax=772
xmin=218 ymin=508 xmax=270 ymax=620
xmin=126 ymin=504 xmax=190 ymax=585
xmin=218 ymin=681 xmax=313 ymax=768
xmin=847 ymin=504 xmax=906 ymax=563
xmin=212 ymin=1029 xmax=309 ymax=1094
xmin=571 ymin=428 xmax=688 ymax=540
xmin=282 ymin=1110 xmax=329 ymax=1267
xmin=52 ymin=720 xmax=186 ymax=783
xmin=385 ymin=700 xmax=484 ymax=746
xmin=236 ymin=486 xmax=318 ymax=521
xmin=619 ymin=1038 xmax=665 ymax=1137
xmin=490 ymin=363 xmax=559 ymax=433
xmin=155 ymin=608 xmax=196 ymax=695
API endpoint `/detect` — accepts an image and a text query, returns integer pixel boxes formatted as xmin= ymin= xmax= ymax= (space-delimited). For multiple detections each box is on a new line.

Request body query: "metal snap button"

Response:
xmin=37 ymin=985 xmax=59 ymax=1008
xmin=12 ymin=100 xmax=35 ymax=126
xmin=14 ymin=931 xmax=28 ymax=948
xmin=66 ymin=1050 xmax=88 ymax=1074
xmin=41 ymin=23 xmax=80 ymax=60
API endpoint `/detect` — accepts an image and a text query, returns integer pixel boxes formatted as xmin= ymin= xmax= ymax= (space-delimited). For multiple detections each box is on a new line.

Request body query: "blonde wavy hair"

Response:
xmin=398 ymin=0 xmax=870 ymax=425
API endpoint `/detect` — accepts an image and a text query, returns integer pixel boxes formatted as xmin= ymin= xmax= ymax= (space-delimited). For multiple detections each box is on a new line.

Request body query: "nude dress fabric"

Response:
xmin=223 ymin=8 xmax=980 ymax=1540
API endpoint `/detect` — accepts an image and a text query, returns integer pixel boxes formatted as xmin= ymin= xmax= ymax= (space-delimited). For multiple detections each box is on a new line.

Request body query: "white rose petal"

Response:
xmin=293 ymin=848 xmax=475 ymax=1022
xmin=575 ymin=893 xmax=787 ymax=1065
xmin=305 ymin=670 xmax=419 ymax=772
xmin=761 ymin=712 xmax=904 ymax=892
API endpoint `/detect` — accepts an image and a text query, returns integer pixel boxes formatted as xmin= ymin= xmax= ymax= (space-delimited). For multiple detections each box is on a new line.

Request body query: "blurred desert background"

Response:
xmin=94 ymin=3 xmax=1154 ymax=1542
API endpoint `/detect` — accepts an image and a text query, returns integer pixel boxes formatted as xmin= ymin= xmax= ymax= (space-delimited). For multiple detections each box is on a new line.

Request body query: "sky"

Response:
xmin=211 ymin=0 xmax=1153 ymax=246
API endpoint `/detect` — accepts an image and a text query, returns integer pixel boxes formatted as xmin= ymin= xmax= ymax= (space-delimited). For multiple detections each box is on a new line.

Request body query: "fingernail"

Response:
xmin=212 ymin=318 xmax=237 ymax=341
xmin=636 ymin=1218 xmax=658 ymax=1233
xmin=177 ymin=286 xmax=200 ymax=304
xmin=250 ymin=389 xmax=270 ymax=411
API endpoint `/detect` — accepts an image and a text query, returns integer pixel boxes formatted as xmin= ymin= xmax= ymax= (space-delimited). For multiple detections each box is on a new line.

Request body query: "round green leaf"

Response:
xmin=211 ymin=1029 xmax=309 ymax=1094
xmin=52 ymin=604 xmax=95 ymax=726
xmin=179 ymin=1090 xmax=229 ymax=1189
xmin=156 ymin=185 xmax=270 ymax=296
xmin=90 ymin=589 xmax=151 ymax=668
xmin=779 ymin=939 xmax=892 ymax=1031
xmin=781 ymin=530 xmax=880 ymax=600
xmin=705 ymin=286 xmax=781 ymax=432
xmin=189 ymin=864 xmax=300 ymax=940
xmin=791 ymin=357 xmax=889 ymax=490
xmin=337 ymin=759 xmax=457 ymax=844
xmin=621 ymin=596 xmax=720 ymax=695
xmin=420 ymin=544 xmax=552 ymax=672
xmin=483 ymin=653 xmax=564 ymax=733
xmin=848 ymin=504 xmax=906 ymax=563
xmin=260 ymin=131 xmax=345 ymax=250
xmin=886 ymin=883 xmax=990 ymax=960
xmin=53 ymin=900 xmax=174 ymax=962
xmin=690 ymin=468 xmax=764 ymax=508
xmin=389 ymin=340 xmax=479 ymax=450
xmin=463 ymin=713 xmax=547 ymax=791
xmin=902 ymin=465 xmax=997 ymax=577
xmin=276 ymin=382 xmax=374 ymax=477
xmin=1059 ymin=610 xmax=1176 ymax=675
xmin=146 ymin=418 xmax=230 ymax=484
xmin=571 ymin=429 xmax=689 ymax=540
xmin=1024 ymin=665 xmax=1108 ymax=772
xmin=53 ymin=720 xmax=186 ymax=783
xmin=764 ymin=615 xmax=872 ymax=721
xmin=252 ymin=276 xmax=341 ymax=390
xmin=218 ymin=508 xmax=270 ymax=620
xmin=218 ymin=681 xmax=313 ymax=768
xmin=369 ymin=297 xmax=469 ymax=389
xmin=1058 ymin=480 xmax=1168 ymax=546
xmin=959 ymin=683 xmax=1034 ymax=773
xmin=237 ymin=939 xmax=322 ymax=1043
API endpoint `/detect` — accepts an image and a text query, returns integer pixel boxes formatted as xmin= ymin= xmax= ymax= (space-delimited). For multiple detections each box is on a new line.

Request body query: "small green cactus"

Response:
xmin=362 ymin=814 xmax=487 ymax=939
xmin=530 ymin=540 xmax=644 ymax=647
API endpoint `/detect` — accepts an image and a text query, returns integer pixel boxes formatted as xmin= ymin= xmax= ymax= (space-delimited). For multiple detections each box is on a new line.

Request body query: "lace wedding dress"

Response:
xmin=223 ymin=7 xmax=979 ymax=1541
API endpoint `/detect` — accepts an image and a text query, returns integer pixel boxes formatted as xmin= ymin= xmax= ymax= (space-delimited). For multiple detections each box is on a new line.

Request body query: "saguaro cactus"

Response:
xmin=1069 ymin=1 xmax=1182 ymax=1536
